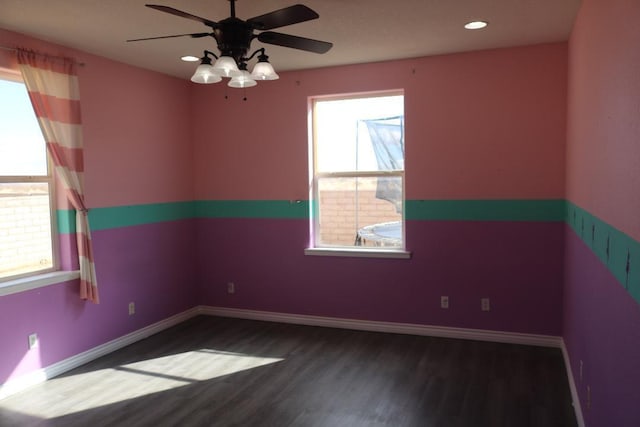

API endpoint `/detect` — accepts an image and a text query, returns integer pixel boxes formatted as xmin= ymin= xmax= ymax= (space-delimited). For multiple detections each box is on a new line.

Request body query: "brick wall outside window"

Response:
xmin=318 ymin=179 xmax=401 ymax=246
xmin=0 ymin=183 xmax=53 ymax=279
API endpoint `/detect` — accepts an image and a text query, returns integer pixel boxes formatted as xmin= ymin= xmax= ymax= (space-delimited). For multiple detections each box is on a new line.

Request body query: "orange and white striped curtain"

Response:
xmin=17 ymin=50 xmax=99 ymax=303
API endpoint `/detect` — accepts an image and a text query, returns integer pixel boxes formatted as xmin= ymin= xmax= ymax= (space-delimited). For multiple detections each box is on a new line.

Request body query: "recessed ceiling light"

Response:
xmin=181 ymin=55 xmax=200 ymax=62
xmin=464 ymin=21 xmax=488 ymax=30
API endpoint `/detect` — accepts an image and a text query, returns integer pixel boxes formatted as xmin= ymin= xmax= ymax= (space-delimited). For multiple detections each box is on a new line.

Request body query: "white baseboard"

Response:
xmin=197 ymin=306 xmax=563 ymax=348
xmin=561 ymin=341 xmax=586 ymax=427
xmin=0 ymin=307 xmax=200 ymax=401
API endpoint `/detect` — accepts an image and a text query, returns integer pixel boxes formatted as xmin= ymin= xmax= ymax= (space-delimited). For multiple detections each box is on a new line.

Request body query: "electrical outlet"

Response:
xmin=440 ymin=296 xmax=449 ymax=309
xmin=227 ymin=282 xmax=235 ymax=294
xmin=128 ymin=302 xmax=135 ymax=315
xmin=481 ymin=298 xmax=490 ymax=311
xmin=28 ymin=333 xmax=39 ymax=350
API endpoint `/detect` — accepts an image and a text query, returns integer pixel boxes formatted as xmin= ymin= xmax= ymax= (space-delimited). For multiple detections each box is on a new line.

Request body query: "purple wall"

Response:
xmin=563 ymin=229 xmax=640 ymax=426
xmin=197 ymin=218 xmax=564 ymax=336
xmin=190 ymin=42 xmax=569 ymax=347
xmin=563 ymin=0 xmax=640 ymax=425
xmin=1 ymin=27 xmax=570 ymax=390
xmin=0 ymin=28 xmax=196 ymax=386
xmin=1 ymin=220 xmax=197 ymax=383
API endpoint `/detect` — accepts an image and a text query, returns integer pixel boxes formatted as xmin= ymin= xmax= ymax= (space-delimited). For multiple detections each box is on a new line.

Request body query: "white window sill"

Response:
xmin=304 ymin=248 xmax=412 ymax=259
xmin=0 ymin=270 xmax=81 ymax=297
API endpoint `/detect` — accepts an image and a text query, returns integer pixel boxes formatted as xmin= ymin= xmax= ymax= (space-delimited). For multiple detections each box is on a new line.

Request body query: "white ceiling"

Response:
xmin=0 ymin=0 xmax=581 ymax=79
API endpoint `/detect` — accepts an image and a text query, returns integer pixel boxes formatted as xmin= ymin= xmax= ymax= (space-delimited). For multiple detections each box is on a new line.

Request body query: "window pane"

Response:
xmin=0 ymin=182 xmax=54 ymax=279
xmin=0 ymin=79 xmax=48 ymax=176
xmin=311 ymin=92 xmax=405 ymax=251
xmin=317 ymin=176 xmax=403 ymax=248
xmin=315 ymin=96 xmax=404 ymax=173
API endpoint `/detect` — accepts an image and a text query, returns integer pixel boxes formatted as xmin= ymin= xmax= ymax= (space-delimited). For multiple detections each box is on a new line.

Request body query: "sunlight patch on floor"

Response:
xmin=0 ymin=349 xmax=283 ymax=419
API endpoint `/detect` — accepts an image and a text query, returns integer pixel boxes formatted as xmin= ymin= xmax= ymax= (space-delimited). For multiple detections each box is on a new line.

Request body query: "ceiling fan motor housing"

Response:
xmin=129 ymin=3 xmax=333 ymax=70
xmin=214 ymin=17 xmax=254 ymax=63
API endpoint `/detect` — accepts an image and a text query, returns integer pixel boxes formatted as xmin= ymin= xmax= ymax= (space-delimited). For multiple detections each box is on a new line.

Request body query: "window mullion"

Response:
xmin=0 ymin=176 xmax=50 ymax=183
xmin=316 ymin=171 xmax=403 ymax=179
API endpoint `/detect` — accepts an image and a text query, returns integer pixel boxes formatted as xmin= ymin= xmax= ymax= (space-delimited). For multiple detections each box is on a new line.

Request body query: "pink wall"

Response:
xmin=4 ymin=7 xmax=639 ymax=423
xmin=0 ymin=29 xmax=194 ymax=208
xmin=565 ymin=0 xmax=640 ymax=425
xmin=192 ymin=43 xmax=567 ymax=201
xmin=81 ymin=59 xmax=194 ymax=208
xmin=406 ymin=46 xmax=566 ymax=200
xmin=1 ymin=26 xmax=574 ymax=404
xmin=193 ymin=43 xmax=569 ymax=340
xmin=566 ymin=0 xmax=640 ymax=241
xmin=0 ymin=29 xmax=197 ymax=385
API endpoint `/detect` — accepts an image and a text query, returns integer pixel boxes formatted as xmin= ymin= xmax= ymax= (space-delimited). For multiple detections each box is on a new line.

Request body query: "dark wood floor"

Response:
xmin=0 ymin=316 xmax=577 ymax=427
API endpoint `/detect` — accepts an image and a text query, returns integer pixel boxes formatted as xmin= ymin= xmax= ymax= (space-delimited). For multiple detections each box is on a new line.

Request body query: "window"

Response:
xmin=0 ymin=74 xmax=57 ymax=281
xmin=309 ymin=92 xmax=406 ymax=254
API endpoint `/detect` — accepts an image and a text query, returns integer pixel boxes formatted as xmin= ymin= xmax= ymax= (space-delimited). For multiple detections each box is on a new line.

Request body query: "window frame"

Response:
xmin=306 ymin=91 xmax=410 ymax=259
xmin=0 ymin=71 xmax=61 ymax=284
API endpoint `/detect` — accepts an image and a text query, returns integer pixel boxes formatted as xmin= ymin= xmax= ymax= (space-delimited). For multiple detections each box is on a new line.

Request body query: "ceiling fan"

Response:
xmin=128 ymin=0 xmax=333 ymax=86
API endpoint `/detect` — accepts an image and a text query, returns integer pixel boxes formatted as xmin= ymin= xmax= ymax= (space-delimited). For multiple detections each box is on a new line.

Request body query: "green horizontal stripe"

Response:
xmin=405 ymin=199 xmax=566 ymax=221
xmin=56 ymin=198 xmax=639 ymax=307
xmin=87 ymin=201 xmax=195 ymax=231
xmin=195 ymin=200 xmax=309 ymax=219
xmin=57 ymin=200 xmax=306 ymax=233
xmin=567 ymin=202 xmax=640 ymax=305
xmin=58 ymin=199 xmax=567 ymax=233
xmin=57 ymin=209 xmax=76 ymax=234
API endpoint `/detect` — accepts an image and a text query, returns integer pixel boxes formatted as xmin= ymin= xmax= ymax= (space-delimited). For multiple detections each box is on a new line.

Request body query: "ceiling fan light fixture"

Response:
xmin=229 ymin=68 xmax=257 ymax=88
xmin=213 ymin=56 xmax=240 ymax=78
xmin=251 ymin=54 xmax=279 ymax=81
xmin=133 ymin=1 xmax=333 ymax=91
xmin=191 ymin=56 xmax=222 ymax=84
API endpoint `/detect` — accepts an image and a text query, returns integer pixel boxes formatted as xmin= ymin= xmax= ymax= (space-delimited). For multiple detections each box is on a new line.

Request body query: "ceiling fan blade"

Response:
xmin=146 ymin=4 xmax=218 ymax=28
xmin=258 ymin=31 xmax=333 ymax=54
xmin=247 ymin=5 xmax=319 ymax=30
xmin=126 ymin=32 xmax=211 ymax=42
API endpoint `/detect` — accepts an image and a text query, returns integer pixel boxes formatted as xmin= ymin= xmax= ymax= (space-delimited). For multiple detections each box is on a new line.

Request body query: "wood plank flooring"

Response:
xmin=0 ymin=316 xmax=578 ymax=427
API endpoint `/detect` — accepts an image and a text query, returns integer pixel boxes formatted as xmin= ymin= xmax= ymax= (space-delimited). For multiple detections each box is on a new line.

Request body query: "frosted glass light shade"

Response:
xmin=251 ymin=61 xmax=279 ymax=81
xmin=228 ymin=70 xmax=257 ymax=88
xmin=212 ymin=56 xmax=239 ymax=77
xmin=191 ymin=64 xmax=222 ymax=84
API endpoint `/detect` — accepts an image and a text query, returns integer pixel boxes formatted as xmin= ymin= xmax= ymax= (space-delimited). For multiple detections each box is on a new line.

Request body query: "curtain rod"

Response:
xmin=0 ymin=45 xmax=85 ymax=66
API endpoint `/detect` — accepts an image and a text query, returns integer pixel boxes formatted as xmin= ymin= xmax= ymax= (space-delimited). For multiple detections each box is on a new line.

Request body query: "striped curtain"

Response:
xmin=17 ymin=50 xmax=99 ymax=303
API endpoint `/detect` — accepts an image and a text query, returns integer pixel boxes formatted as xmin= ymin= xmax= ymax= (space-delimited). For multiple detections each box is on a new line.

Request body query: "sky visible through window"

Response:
xmin=315 ymin=95 xmax=403 ymax=173
xmin=312 ymin=93 xmax=404 ymax=248
xmin=0 ymin=79 xmax=47 ymax=176
xmin=0 ymin=78 xmax=53 ymax=278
